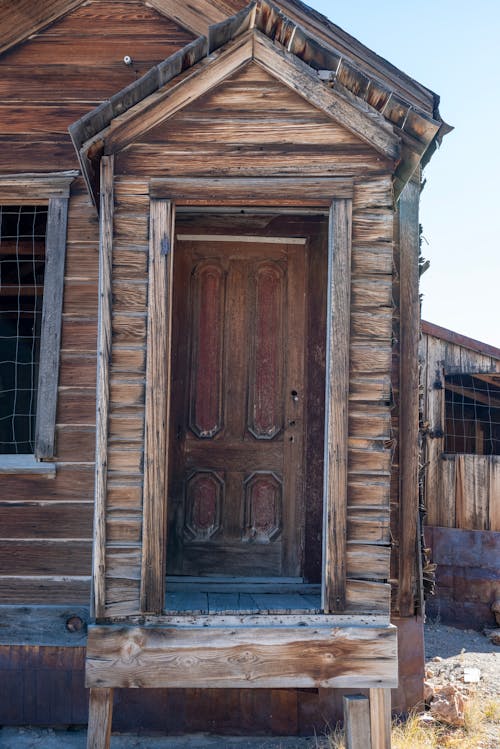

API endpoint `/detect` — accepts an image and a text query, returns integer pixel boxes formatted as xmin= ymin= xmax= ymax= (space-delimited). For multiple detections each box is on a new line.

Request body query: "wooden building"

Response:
xmin=421 ymin=321 xmax=500 ymax=627
xmin=0 ymin=1 xmax=449 ymax=746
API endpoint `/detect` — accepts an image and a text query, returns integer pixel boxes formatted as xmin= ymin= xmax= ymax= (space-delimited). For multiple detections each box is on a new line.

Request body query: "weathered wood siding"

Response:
xmin=0 ymin=1 xmax=193 ymax=604
xmin=421 ymin=331 xmax=500 ymax=530
xmin=104 ymin=61 xmax=395 ymax=616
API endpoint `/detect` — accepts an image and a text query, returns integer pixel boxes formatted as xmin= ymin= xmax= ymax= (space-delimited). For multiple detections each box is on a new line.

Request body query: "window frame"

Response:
xmin=0 ymin=171 xmax=77 ymax=471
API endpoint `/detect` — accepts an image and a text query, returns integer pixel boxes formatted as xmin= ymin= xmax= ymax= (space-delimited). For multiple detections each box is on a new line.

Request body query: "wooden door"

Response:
xmin=167 ymin=234 xmax=306 ymax=578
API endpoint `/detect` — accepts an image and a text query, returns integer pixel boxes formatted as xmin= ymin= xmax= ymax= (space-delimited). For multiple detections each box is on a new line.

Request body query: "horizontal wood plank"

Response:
xmin=86 ymin=623 xmax=398 ymax=688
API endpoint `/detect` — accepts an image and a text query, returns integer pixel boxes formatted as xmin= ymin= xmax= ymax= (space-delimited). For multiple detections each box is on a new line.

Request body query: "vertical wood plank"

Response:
xmin=438 ymin=456 xmax=456 ymax=528
xmin=344 ymin=694 xmax=371 ymax=749
xmin=424 ymin=337 xmax=445 ymax=527
xmin=140 ymin=199 xmax=174 ymax=613
xmin=455 ymin=455 xmax=489 ymax=530
xmin=489 ymin=456 xmax=500 ymax=532
xmin=369 ymin=688 xmax=391 ymax=749
xmin=35 ymin=195 xmax=69 ymax=458
xmin=398 ymin=179 xmax=420 ymax=616
xmin=87 ymin=687 xmax=113 ymax=749
xmin=322 ymin=198 xmax=352 ymax=613
xmin=93 ymin=156 xmax=114 ymax=620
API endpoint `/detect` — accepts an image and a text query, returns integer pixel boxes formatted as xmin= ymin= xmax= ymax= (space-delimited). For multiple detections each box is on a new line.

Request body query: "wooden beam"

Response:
xmin=85 ymin=623 xmax=398 ymax=689
xmin=253 ymin=31 xmax=400 ymax=161
xmin=140 ymin=200 xmax=174 ymax=614
xmin=369 ymin=688 xmax=392 ymax=749
xmin=0 ymin=605 xmax=89 ymax=646
xmin=398 ymin=179 xmax=420 ymax=617
xmin=35 ymin=196 xmax=69 ymax=459
xmin=344 ymin=695 xmax=371 ymax=749
xmin=150 ymin=177 xmax=354 ymax=203
xmin=87 ymin=687 xmax=113 ymax=749
xmin=93 ymin=156 xmax=114 ymax=620
xmin=322 ymin=199 xmax=352 ymax=613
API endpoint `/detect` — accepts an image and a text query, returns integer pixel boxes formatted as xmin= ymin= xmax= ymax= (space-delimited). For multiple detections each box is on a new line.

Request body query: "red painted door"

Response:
xmin=167 ymin=235 xmax=306 ymax=577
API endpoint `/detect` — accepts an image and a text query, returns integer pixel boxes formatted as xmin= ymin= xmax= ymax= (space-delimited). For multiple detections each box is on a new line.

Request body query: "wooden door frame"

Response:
xmin=139 ymin=176 xmax=353 ymax=614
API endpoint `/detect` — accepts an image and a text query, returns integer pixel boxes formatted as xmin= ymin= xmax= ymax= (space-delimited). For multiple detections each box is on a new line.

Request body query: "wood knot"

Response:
xmin=66 ymin=616 xmax=85 ymax=633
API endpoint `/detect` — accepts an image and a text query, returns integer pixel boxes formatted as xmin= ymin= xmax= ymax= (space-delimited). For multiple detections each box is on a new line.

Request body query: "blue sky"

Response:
xmin=307 ymin=1 xmax=499 ymax=347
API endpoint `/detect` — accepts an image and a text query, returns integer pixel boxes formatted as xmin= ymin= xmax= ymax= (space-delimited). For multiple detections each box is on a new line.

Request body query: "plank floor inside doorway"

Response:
xmin=165 ymin=577 xmax=322 ymax=614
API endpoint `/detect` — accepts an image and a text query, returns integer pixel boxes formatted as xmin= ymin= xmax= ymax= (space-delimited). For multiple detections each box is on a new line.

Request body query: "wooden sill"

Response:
xmin=0 ymin=455 xmax=56 ymax=476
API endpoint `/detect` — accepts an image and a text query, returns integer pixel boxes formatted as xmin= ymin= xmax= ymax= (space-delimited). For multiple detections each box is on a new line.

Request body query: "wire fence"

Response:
xmin=0 ymin=205 xmax=47 ymax=453
xmin=444 ymin=372 xmax=500 ymax=456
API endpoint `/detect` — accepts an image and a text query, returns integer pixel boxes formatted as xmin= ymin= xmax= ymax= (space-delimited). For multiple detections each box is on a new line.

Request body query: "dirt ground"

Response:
xmin=0 ymin=623 xmax=498 ymax=749
xmin=424 ymin=622 xmax=500 ymax=702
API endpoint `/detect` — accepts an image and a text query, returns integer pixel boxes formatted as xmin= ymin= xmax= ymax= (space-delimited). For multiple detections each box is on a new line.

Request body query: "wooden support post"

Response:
xmin=93 ymin=155 xmax=114 ymax=620
xmin=322 ymin=198 xmax=352 ymax=612
xmin=140 ymin=199 xmax=175 ymax=613
xmin=35 ymin=195 xmax=69 ymax=458
xmin=87 ymin=687 xmax=114 ymax=749
xmin=344 ymin=694 xmax=371 ymax=749
xmin=398 ymin=178 xmax=420 ymax=616
xmin=369 ymin=687 xmax=391 ymax=749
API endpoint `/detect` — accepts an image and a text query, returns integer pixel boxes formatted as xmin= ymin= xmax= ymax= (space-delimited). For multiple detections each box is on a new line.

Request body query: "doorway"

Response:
xmin=164 ymin=211 xmax=328 ymax=609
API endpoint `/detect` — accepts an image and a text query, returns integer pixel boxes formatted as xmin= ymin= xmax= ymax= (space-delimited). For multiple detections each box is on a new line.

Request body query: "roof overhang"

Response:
xmin=69 ymin=0 xmax=449 ymax=207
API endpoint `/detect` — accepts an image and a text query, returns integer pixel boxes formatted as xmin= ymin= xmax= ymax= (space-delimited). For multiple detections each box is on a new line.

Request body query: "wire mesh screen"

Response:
xmin=0 ymin=205 xmax=47 ymax=454
xmin=444 ymin=373 xmax=500 ymax=456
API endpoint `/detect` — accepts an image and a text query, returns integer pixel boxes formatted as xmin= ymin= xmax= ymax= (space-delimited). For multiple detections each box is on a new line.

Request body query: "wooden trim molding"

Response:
xmin=35 ymin=196 xmax=69 ymax=459
xmin=150 ymin=177 xmax=354 ymax=205
xmin=0 ymin=171 xmax=78 ymax=202
xmin=93 ymin=156 xmax=114 ymax=620
xmin=140 ymin=199 xmax=175 ymax=614
xmin=85 ymin=621 xmax=398 ymax=689
xmin=398 ymin=179 xmax=420 ymax=616
xmin=322 ymin=198 xmax=352 ymax=613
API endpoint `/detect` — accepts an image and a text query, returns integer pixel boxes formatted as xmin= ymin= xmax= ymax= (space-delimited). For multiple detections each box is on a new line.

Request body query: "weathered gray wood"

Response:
xmin=344 ymin=695 xmax=371 ymax=749
xmin=398 ymin=178 xmax=420 ymax=616
xmin=140 ymin=199 xmax=174 ymax=613
xmin=208 ymin=3 xmax=257 ymax=53
xmin=0 ymin=455 xmax=56 ymax=475
xmin=86 ymin=623 xmax=398 ymax=689
xmin=0 ymin=605 xmax=89 ymax=646
xmin=369 ymin=688 xmax=392 ymax=749
xmin=93 ymin=156 xmax=114 ymax=620
xmin=322 ymin=199 xmax=352 ymax=613
xmin=0 ymin=171 xmax=78 ymax=201
xmin=165 ymin=576 xmax=315 ymax=592
xmin=165 ymin=591 xmax=208 ymax=613
xmin=34 ymin=196 xmax=69 ymax=458
xmin=87 ymin=687 xmax=113 ymax=749
xmin=121 ymin=613 xmax=391 ymax=627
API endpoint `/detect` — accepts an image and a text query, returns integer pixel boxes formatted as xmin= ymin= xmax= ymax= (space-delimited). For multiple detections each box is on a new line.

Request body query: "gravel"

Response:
xmin=424 ymin=622 xmax=500 ymax=701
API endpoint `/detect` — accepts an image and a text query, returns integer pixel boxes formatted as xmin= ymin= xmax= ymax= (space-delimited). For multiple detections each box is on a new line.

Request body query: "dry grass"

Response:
xmin=325 ymin=693 xmax=500 ymax=749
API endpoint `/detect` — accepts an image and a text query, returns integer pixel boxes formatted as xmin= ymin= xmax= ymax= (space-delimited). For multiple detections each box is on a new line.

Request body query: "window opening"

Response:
xmin=0 ymin=205 xmax=47 ymax=453
xmin=444 ymin=373 xmax=500 ymax=456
